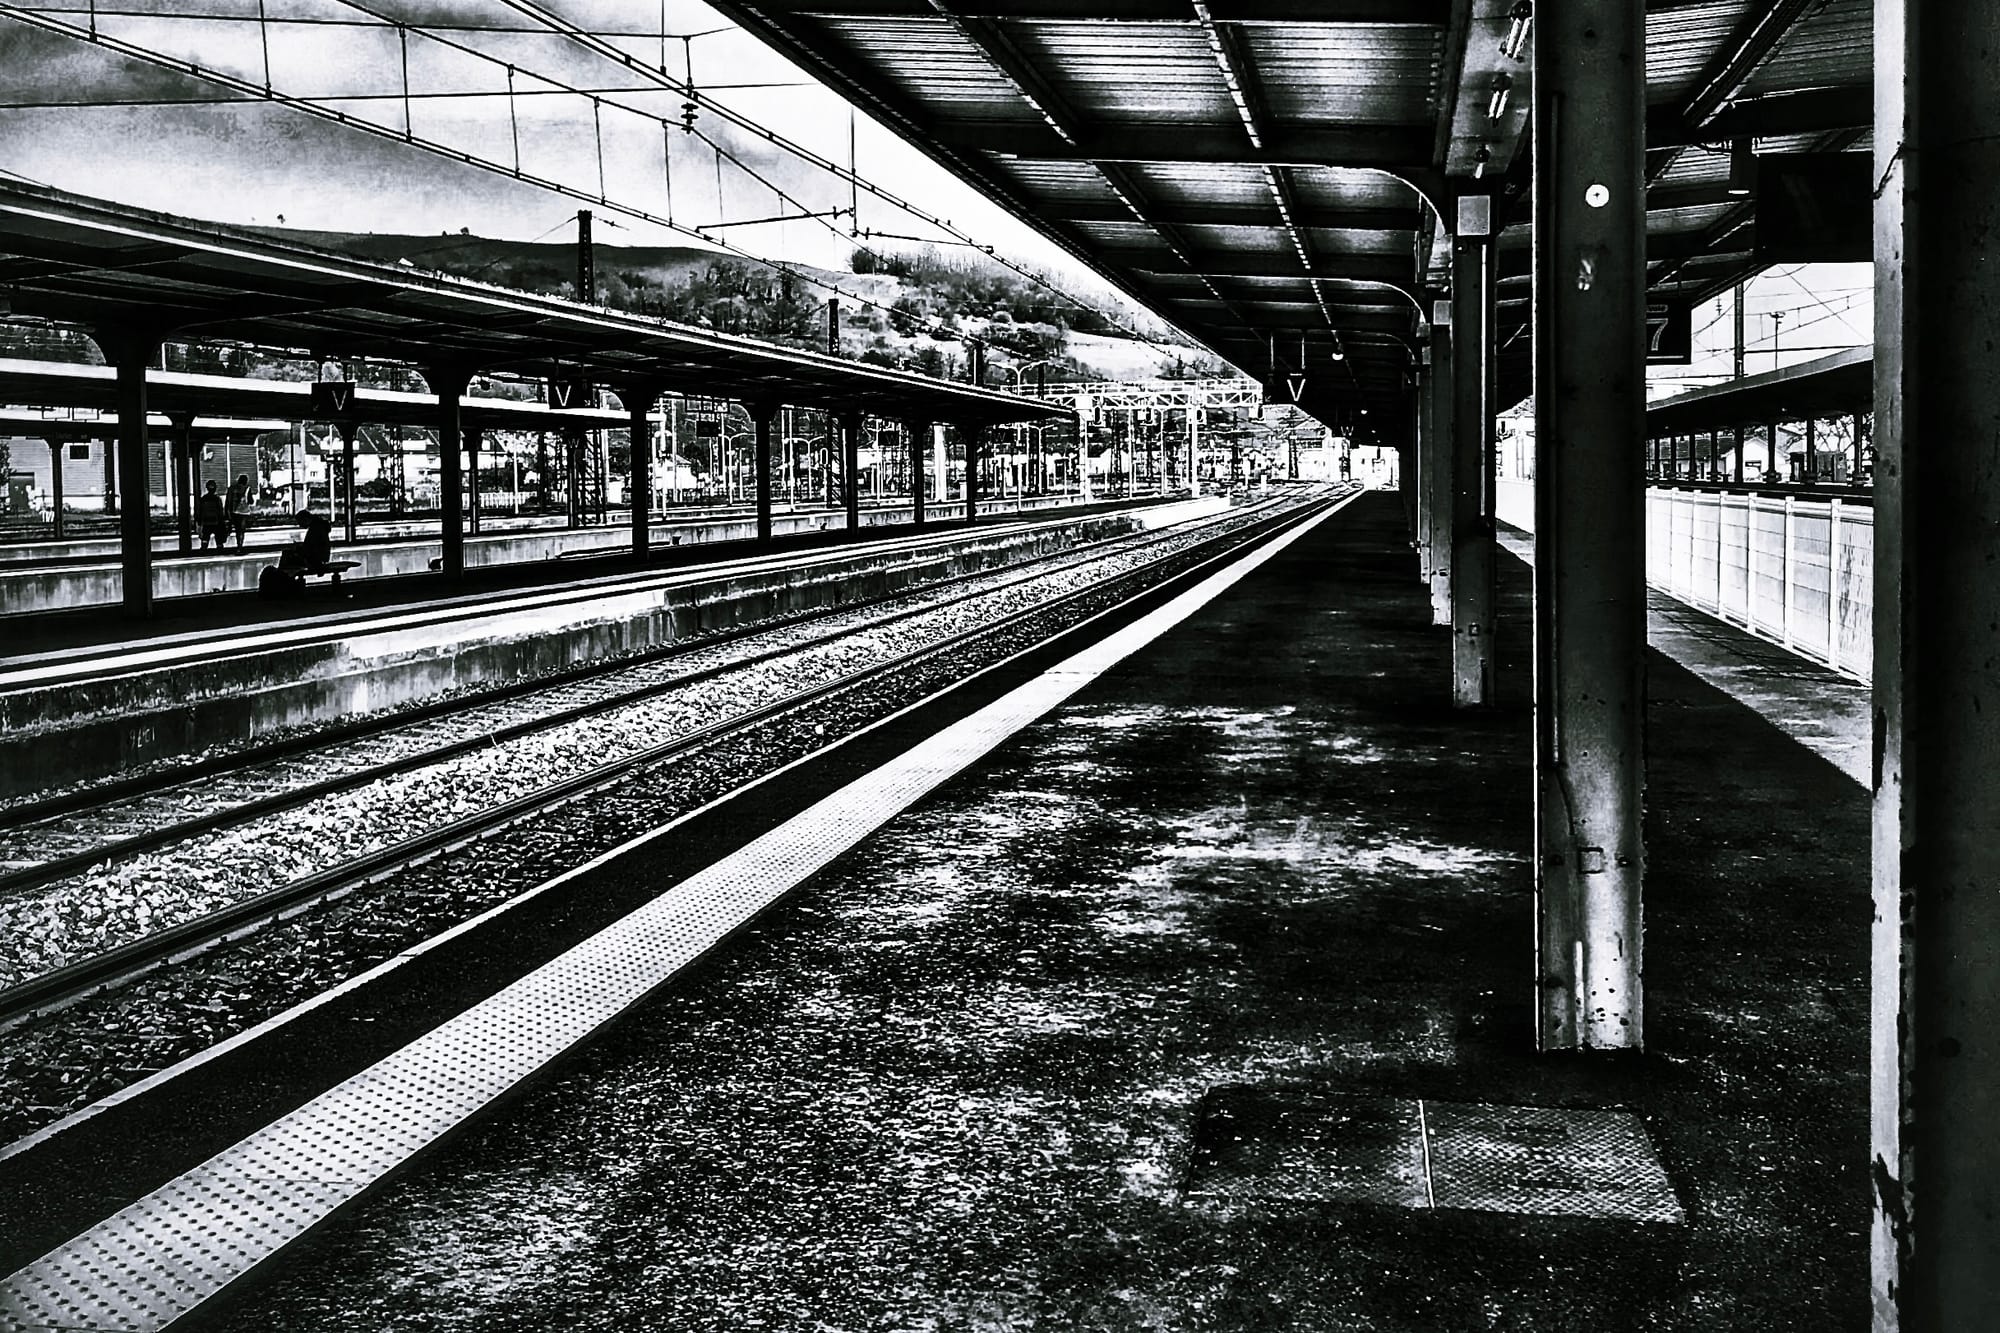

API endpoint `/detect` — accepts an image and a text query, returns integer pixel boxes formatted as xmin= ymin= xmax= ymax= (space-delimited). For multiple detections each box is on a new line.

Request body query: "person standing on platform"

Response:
xmin=225 ymin=473 xmax=252 ymax=550
xmin=194 ymin=480 xmax=227 ymax=551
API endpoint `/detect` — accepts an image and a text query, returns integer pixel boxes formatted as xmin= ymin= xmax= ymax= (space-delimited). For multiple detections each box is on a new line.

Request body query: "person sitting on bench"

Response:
xmin=278 ymin=509 xmax=334 ymax=573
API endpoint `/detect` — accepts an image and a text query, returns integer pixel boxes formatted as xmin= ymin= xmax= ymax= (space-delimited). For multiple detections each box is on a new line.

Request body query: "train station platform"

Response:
xmin=8 ymin=489 xmax=1863 ymax=1331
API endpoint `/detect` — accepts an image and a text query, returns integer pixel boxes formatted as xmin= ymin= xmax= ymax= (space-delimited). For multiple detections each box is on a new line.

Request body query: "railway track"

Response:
xmin=0 ymin=493 xmax=1342 ymax=1043
xmin=0 ymin=500 xmax=1291 ymax=895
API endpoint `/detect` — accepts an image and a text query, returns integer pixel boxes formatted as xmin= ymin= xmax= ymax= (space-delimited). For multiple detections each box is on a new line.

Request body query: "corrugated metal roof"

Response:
xmin=711 ymin=0 xmax=1875 ymax=430
xmin=1240 ymin=25 xmax=1440 ymax=124
xmin=1645 ymin=1 xmax=1757 ymax=105
xmin=1742 ymin=0 xmax=1872 ymax=97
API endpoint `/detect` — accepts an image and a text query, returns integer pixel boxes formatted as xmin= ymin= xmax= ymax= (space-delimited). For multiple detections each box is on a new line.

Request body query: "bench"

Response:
xmin=258 ymin=559 xmax=359 ymax=595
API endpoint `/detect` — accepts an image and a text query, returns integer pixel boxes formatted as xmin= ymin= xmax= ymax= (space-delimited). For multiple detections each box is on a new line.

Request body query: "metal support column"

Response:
xmin=46 ymin=438 xmax=65 ymax=540
xmin=430 ymin=365 xmax=471 ymax=578
xmin=964 ymin=424 xmax=981 ymax=524
xmin=752 ymin=402 xmax=776 ymax=543
xmin=1426 ymin=307 xmax=1455 ymax=626
xmin=168 ymin=412 xmax=195 ymax=556
xmin=467 ymin=426 xmax=482 ymax=537
xmin=1532 ymin=0 xmax=1647 ymax=1051
xmin=620 ymin=383 xmax=660 ymax=560
xmin=1871 ymin=1 xmax=2000 ymax=1325
xmin=841 ymin=411 xmax=862 ymax=530
xmin=338 ymin=422 xmax=358 ymax=545
xmin=1414 ymin=356 xmax=1434 ymax=576
xmin=906 ymin=418 xmax=929 ymax=528
xmin=1451 ymin=201 xmax=1497 ymax=705
xmin=104 ymin=333 xmax=161 ymax=618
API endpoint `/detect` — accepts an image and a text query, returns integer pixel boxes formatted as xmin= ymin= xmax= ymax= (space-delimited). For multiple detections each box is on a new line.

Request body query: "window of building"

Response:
xmin=66 ymin=443 xmax=90 ymax=461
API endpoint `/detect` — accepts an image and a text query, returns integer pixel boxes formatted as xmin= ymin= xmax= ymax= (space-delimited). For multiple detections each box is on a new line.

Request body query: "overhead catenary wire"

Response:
xmin=470 ymin=0 xmax=1179 ymax=350
xmin=361 ymin=0 xmax=1185 ymax=351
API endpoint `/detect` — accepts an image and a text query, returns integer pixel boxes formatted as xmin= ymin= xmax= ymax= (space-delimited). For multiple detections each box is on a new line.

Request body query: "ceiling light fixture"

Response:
xmin=1499 ymin=1 xmax=1533 ymax=62
xmin=1728 ymin=138 xmax=1757 ymax=197
xmin=1487 ymin=74 xmax=1513 ymax=122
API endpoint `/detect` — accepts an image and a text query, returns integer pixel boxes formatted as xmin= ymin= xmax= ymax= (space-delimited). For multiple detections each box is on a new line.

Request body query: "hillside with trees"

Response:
xmin=0 ymin=226 xmax=1225 ymax=387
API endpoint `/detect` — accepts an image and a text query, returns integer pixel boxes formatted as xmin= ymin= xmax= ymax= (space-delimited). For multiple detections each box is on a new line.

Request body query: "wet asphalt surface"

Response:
xmin=209 ymin=493 xmax=1869 ymax=1332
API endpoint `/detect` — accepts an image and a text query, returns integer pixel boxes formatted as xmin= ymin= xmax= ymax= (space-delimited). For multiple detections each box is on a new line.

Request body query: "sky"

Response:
xmin=0 ymin=0 xmax=1148 ymax=317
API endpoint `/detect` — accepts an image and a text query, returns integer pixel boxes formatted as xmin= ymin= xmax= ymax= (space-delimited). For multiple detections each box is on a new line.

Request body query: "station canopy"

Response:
xmin=708 ymin=0 xmax=1872 ymax=438
xmin=0 ymin=181 xmax=1068 ymax=429
xmin=1646 ymin=345 xmax=1870 ymax=436
xmin=0 ymin=360 xmax=633 ymax=435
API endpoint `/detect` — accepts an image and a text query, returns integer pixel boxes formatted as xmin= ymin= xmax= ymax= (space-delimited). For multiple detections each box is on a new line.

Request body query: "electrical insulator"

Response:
xmin=681 ymin=101 xmax=700 ymax=132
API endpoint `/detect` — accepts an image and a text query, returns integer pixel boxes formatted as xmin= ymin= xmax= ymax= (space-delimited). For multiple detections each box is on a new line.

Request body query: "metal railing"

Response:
xmin=1646 ymin=485 xmax=1873 ymax=681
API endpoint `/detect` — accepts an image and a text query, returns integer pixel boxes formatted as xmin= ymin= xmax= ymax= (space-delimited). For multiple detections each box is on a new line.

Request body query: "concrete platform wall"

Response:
xmin=0 ymin=501 xmax=1211 ymax=798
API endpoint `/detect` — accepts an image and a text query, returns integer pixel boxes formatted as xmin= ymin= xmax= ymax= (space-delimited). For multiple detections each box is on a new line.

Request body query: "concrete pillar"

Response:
xmin=1735 ymin=426 xmax=1746 ymax=483
xmin=841 ymin=411 xmax=863 ymax=530
xmin=1451 ymin=201 xmax=1497 ymax=706
xmin=906 ymin=418 xmax=929 ymax=528
xmin=1532 ymin=0 xmax=1647 ymax=1052
xmin=104 ymin=333 xmax=161 ymax=618
xmin=620 ymin=384 xmax=660 ymax=560
xmin=1871 ymin=2 xmax=2000 ymax=1326
xmin=168 ymin=413 xmax=195 ymax=556
xmin=430 ymin=365 xmax=471 ymax=578
xmin=752 ymin=402 xmax=776 ymax=543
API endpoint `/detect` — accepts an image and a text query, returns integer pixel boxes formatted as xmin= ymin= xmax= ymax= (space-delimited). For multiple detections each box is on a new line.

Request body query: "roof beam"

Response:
xmin=1695 ymin=84 xmax=1872 ymax=140
xmin=765 ymin=0 xmax=1450 ymax=21
xmin=1132 ymin=252 xmax=1412 ymax=284
xmin=933 ymin=120 xmax=1436 ymax=168
xmin=1680 ymin=0 xmax=1821 ymax=130
xmin=1051 ymin=199 xmax=1419 ymax=232
xmin=1646 ymin=0 xmax=1823 ymax=184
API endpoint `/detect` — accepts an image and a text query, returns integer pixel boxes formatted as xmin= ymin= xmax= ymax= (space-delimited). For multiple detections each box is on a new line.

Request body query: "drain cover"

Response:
xmin=1426 ymin=1100 xmax=1682 ymax=1223
xmin=1183 ymin=1085 xmax=1682 ymax=1224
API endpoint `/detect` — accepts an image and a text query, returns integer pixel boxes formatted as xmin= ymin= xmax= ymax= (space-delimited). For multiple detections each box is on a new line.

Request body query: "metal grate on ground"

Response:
xmin=1184 ymin=1084 xmax=1684 ymax=1225
xmin=0 ymin=495 xmax=1358 ymax=1333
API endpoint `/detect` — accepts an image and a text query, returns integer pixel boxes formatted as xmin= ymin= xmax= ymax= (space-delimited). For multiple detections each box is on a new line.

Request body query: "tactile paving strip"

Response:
xmin=1183 ymin=1087 xmax=1682 ymax=1225
xmin=0 ymin=496 xmax=1354 ymax=1333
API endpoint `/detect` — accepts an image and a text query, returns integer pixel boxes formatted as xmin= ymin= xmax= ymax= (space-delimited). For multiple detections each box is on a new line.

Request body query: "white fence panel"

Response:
xmin=1645 ymin=486 xmax=1871 ymax=682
